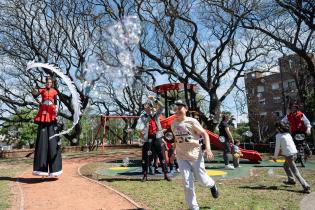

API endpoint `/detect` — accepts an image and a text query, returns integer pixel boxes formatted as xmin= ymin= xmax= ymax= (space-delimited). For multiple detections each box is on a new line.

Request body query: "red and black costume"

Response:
xmin=34 ymin=88 xmax=58 ymax=123
xmin=32 ymin=87 xmax=62 ymax=177
xmin=287 ymin=111 xmax=307 ymax=135
xmin=282 ymin=110 xmax=312 ymax=157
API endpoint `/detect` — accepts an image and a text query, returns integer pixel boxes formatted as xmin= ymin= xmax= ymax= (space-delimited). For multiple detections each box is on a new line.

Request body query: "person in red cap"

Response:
xmin=31 ymin=77 xmax=62 ymax=178
xmin=171 ymin=100 xmax=219 ymax=210
xmin=281 ymin=101 xmax=312 ymax=156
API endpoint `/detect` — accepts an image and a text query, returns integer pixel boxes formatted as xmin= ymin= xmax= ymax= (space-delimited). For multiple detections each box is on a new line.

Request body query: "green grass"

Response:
xmin=80 ymin=161 xmax=315 ymax=210
xmin=0 ymin=159 xmax=31 ymax=210
xmin=0 ymin=148 xmax=139 ymax=210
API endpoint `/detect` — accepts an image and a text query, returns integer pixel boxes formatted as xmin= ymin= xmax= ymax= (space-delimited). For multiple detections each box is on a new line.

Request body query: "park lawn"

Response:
xmin=0 ymin=148 xmax=139 ymax=210
xmin=80 ymin=162 xmax=315 ymax=210
xmin=0 ymin=159 xmax=31 ymax=210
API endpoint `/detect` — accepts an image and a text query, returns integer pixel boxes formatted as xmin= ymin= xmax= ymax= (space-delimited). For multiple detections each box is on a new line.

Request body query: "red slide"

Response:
xmin=206 ymin=130 xmax=263 ymax=163
xmin=161 ymin=115 xmax=263 ymax=163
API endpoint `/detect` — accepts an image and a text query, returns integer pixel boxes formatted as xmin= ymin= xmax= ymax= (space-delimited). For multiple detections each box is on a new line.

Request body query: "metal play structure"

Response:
xmin=91 ymin=83 xmax=263 ymax=163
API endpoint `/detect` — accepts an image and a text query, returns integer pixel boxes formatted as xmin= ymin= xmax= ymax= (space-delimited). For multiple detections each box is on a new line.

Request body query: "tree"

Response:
xmin=0 ymin=0 xmax=100 ymax=144
xmin=208 ymin=0 xmax=315 ymax=120
xmin=0 ymin=108 xmax=37 ymax=148
xmin=128 ymin=0 xmax=268 ymax=130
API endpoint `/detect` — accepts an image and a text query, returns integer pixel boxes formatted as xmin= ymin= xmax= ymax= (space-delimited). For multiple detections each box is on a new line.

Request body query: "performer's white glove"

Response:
xmin=306 ymin=127 xmax=311 ymax=136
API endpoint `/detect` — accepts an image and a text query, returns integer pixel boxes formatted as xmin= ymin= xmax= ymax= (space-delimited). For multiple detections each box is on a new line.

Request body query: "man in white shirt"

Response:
xmin=273 ymin=122 xmax=310 ymax=193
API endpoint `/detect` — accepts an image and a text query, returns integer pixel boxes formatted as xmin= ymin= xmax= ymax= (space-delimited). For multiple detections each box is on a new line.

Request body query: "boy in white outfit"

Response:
xmin=171 ymin=100 xmax=219 ymax=210
xmin=272 ymin=122 xmax=311 ymax=193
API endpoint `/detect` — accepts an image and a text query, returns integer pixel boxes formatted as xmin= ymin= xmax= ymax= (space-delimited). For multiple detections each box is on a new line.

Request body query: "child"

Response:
xmin=232 ymin=139 xmax=243 ymax=168
xmin=272 ymin=122 xmax=311 ymax=193
xmin=171 ymin=100 xmax=219 ymax=210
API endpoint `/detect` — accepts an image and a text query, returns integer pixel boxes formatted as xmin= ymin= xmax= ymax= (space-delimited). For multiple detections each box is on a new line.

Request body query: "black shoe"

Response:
xmin=154 ymin=169 xmax=162 ymax=174
xmin=141 ymin=175 xmax=148 ymax=182
xmin=164 ymin=175 xmax=171 ymax=182
xmin=303 ymin=186 xmax=311 ymax=194
xmin=283 ymin=180 xmax=296 ymax=185
xmin=210 ymin=184 xmax=219 ymax=199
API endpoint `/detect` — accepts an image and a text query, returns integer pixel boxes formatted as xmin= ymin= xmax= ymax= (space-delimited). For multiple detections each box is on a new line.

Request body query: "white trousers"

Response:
xmin=178 ymin=152 xmax=215 ymax=210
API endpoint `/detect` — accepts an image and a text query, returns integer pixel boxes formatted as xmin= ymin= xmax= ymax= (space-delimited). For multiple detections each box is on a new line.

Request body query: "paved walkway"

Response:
xmin=11 ymin=152 xmax=143 ymax=210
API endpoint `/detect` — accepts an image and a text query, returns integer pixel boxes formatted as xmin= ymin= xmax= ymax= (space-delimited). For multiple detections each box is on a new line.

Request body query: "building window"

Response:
xmin=271 ymin=83 xmax=279 ymax=90
xmin=273 ymin=96 xmax=282 ymax=104
xmin=257 ymin=86 xmax=264 ymax=93
xmin=259 ymin=98 xmax=266 ymax=105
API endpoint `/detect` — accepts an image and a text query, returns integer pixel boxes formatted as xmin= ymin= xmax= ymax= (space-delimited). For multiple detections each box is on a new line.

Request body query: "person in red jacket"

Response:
xmin=32 ymin=77 xmax=62 ymax=178
xmin=281 ymin=101 xmax=312 ymax=156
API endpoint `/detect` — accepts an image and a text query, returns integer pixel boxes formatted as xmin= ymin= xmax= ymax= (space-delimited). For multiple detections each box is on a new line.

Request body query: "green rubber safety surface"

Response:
xmin=93 ymin=157 xmax=315 ymax=180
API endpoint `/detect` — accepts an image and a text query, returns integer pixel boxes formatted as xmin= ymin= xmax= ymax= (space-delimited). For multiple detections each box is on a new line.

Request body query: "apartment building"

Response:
xmin=245 ymin=54 xmax=314 ymax=142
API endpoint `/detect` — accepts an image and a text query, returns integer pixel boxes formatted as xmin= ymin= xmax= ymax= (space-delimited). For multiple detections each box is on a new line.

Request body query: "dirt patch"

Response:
xmin=11 ymin=150 xmax=143 ymax=210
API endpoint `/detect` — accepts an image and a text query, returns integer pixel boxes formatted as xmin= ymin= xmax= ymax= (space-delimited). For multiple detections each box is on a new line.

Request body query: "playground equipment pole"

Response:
xmin=102 ymin=116 xmax=107 ymax=152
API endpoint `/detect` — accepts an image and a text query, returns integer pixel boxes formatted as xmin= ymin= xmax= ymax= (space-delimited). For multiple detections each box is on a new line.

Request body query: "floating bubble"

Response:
xmin=84 ymin=16 xmax=142 ymax=102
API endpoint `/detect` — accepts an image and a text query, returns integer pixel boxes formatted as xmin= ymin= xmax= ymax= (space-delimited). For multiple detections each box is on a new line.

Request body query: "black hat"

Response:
xmin=174 ymin=100 xmax=187 ymax=107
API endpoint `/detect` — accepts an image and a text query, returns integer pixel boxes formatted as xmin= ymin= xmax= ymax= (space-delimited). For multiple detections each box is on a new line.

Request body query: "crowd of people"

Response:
xmin=30 ymin=77 xmax=313 ymax=210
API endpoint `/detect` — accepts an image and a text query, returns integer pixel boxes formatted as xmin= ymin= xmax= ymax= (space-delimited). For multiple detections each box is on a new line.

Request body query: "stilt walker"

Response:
xmin=32 ymin=77 xmax=62 ymax=177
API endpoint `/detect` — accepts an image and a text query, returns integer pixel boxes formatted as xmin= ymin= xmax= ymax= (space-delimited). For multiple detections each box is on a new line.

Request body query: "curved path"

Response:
xmin=11 ymin=151 xmax=143 ymax=210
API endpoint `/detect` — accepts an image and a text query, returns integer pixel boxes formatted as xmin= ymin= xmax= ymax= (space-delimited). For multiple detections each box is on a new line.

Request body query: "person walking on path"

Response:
xmin=171 ymin=100 xmax=219 ymax=210
xmin=272 ymin=121 xmax=311 ymax=193
xmin=31 ymin=77 xmax=62 ymax=178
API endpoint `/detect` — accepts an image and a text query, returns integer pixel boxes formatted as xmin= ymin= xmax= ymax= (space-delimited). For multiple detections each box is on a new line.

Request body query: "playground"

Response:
xmin=0 ymin=148 xmax=314 ymax=210
xmin=79 ymin=152 xmax=315 ymax=210
xmin=0 ymin=82 xmax=314 ymax=210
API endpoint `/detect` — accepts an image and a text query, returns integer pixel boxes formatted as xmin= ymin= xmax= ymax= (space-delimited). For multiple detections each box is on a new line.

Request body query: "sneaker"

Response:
xmin=283 ymin=180 xmax=296 ymax=185
xmin=175 ymin=168 xmax=180 ymax=173
xmin=303 ymin=186 xmax=311 ymax=194
xmin=225 ymin=165 xmax=235 ymax=170
xmin=210 ymin=184 xmax=219 ymax=198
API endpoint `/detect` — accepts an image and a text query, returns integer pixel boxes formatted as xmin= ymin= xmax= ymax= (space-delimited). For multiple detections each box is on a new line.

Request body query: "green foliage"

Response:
xmin=0 ymin=109 xmax=37 ymax=148
xmin=303 ymin=89 xmax=314 ymax=121
xmin=232 ymin=123 xmax=251 ymax=141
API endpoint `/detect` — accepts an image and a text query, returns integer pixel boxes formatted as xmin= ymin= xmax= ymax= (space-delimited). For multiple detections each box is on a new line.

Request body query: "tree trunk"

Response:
xmin=207 ymin=92 xmax=221 ymax=131
xmin=122 ymin=123 xmax=129 ymax=144
xmin=64 ymin=123 xmax=82 ymax=146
